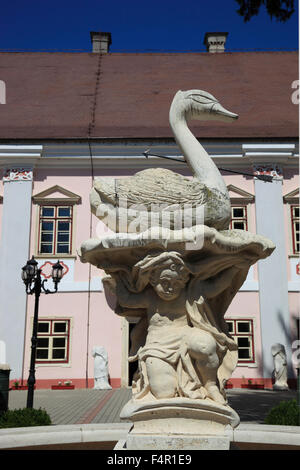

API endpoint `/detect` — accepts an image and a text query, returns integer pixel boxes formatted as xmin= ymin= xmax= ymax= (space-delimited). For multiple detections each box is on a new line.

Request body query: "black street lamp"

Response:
xmin=21 ymin=256 xmax=63 ymax=408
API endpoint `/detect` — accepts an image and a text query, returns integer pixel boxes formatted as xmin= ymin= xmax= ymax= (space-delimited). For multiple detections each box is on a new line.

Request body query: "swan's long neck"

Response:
xmin=169 ymin=97 xmax=227 ymax=194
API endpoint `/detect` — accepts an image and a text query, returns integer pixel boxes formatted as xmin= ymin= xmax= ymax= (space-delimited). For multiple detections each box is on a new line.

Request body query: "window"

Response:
xmin=227 ymin=185 xmax=254 ymax=232
xmin=230 ymin=206 xmax=248 ymax=230
xmin=33 ymin=185 xmax=81 ymax=257
xmin=38 ymin=205 xmax=73 ymax=255
xmin=36 ymin=319 xmax=70 ymax=363
xmin=226 ymin=319 xmax=254 ymax=363
xmin=291 ymin=205 xmax=299 ymax=254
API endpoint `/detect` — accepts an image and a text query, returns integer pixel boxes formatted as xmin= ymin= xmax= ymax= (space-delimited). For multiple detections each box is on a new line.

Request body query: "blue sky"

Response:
xmin=0 ymin=0 xmax=298 ymax=52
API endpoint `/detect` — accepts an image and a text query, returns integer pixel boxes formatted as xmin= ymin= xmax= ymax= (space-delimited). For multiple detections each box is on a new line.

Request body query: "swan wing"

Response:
xmin=115 ymin=168 xmax=207 ymax=208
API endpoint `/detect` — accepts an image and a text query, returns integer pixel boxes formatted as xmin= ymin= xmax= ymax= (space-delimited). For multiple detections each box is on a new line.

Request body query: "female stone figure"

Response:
xmin=272 ymin=343 xmax=289 ymax=391
xmin=92 ymin=346 xmax=112 ymax=390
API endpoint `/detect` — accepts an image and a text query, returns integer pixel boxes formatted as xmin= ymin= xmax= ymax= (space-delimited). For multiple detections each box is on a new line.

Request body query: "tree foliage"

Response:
xmin=235 ymin=0 xmax=295 ymax=22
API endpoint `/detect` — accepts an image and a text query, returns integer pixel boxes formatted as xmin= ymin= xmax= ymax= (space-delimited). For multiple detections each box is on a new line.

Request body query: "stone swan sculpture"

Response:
xmin=90 ymin=90 xmax=238 ymax=232
xmin=79 ymin=90 xmax=275 ymax=449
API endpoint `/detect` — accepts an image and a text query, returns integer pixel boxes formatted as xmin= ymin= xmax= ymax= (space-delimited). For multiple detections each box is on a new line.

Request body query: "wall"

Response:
xmin=18 ymin=164 xmax=298 ymax=388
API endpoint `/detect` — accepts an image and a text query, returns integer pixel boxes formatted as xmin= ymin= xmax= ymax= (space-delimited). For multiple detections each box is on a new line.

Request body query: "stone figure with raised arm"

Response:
xmin=104 ymin=251 xmax=251 ymax=405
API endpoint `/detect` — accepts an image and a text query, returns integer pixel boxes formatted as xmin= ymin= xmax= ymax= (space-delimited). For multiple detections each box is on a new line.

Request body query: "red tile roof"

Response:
xmin=0 ymin=51 xmax=298 ymax=140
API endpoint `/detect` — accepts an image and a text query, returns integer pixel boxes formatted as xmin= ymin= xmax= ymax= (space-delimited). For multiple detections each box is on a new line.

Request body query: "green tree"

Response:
xmin=235 ymin=0 xmax=295 ymax=22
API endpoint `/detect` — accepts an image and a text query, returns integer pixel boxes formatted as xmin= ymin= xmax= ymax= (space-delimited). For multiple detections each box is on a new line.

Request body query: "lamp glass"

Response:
xmin=22 ymin=257 xmax=38 ymax=283
xmin=21 ymin=266 xmax=28 ymax=282
xmin=52 ymin=261 xmax=63 ymax=282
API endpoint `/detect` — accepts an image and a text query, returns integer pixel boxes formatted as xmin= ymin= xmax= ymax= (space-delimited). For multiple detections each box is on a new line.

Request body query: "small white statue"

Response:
xmin=272 ymin=343 xmax=289 ymax=391
xmin=92 ymin=346 xmax=112 ymax=390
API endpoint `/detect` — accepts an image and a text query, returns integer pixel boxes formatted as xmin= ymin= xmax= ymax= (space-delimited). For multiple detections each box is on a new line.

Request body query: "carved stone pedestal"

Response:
xmin=79 ymin=225 xmax=274 ymax=451
xmin=125 ymin=433 xmax=231 ymax=450
xmin=120 ymin=397 xmax=239 ymax=450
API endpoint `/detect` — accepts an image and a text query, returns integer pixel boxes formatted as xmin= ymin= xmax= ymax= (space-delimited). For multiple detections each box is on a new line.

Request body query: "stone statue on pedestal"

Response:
xmin=79 ymin=89 xmax=275 ymax=449
xmin=92 ymin=346 xmax=112 ymax=390
xmin=272 ymin=343 xmax=289 ymax=391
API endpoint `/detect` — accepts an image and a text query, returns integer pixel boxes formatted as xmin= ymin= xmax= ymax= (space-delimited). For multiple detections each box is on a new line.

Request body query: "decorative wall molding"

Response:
xmin=283 ymin=188 xmax=299 ymax=205
xmin=36 ymin=258 xmax=102 ymax=292
xmin=253 ymin=164 xmax=283 ymax=179
xmin=39 ymin=260 xmax=69 ymax=279
xmin=289 ymin=258 xmax=300 ymax=291
xmin=227 ymin=184 xmax=255 ymax=204
xmin=3 ymin=167 xmax=33 ymax=182
xmin=0 ymin=145 xmax=43 ymax=167
xmin=0 ymin=142 xmax=297 ymax=171
xmin=22 ymin=141 xmax=298 ymax=170
xmin=32 ymin=185 xmax=81 ymax=204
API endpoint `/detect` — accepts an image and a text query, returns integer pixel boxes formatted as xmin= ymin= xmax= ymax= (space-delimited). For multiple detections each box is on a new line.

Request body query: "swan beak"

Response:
xmin=212 ymin=103 xmax=239 ymax=122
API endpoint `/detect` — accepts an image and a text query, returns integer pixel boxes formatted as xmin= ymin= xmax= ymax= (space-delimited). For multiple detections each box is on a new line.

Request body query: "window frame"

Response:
xmin=32 ymin=185 xmax=81 ymax=259
xmin=290 ymin=204 xmax=299 ymax=255
xmin=226 ymin=318 xmax=255 ymax=364
xmin=227 ymin=184 xmax=254 ymax=233
xmin=230 ymin=205 xmax=248 ymax=231
xmin=283 ymin=189 xmax=299 ymax=257
xmin=38 ymin=204 xmax=73 ymax=256
xmin=36 ymin=319 xmax=71 ymax=364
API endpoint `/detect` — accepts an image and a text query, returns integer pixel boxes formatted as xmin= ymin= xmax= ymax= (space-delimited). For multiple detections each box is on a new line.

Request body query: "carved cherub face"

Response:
xmin=150 ymin=262 xmax=189 ymax=301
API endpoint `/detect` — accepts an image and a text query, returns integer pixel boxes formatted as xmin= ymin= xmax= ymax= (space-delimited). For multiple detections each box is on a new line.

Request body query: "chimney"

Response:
xmin=203 ymin=32 xmax=228 ymax=53
xmin=90 ymin=31 xmax=112 ymax=53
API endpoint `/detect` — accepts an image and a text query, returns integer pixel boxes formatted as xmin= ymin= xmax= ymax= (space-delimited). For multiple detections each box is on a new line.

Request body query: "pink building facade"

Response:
xmin=0 ymin=34 xmax=298 ymax=390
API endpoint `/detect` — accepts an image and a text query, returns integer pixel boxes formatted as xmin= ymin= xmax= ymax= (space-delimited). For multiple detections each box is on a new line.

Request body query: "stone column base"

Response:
xmin=125 ymin=433 xmax=230 ymax=450
xmin=120 ymin=397 xmax=239 ymax=450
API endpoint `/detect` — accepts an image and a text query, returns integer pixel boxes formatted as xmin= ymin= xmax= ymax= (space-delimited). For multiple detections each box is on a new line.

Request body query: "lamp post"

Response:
xmin=21 ymin=256 xmax=63 ymax=409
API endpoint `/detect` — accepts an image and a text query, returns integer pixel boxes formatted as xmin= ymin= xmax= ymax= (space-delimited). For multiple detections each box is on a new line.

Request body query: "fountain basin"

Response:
xmin=0 ymin=422 xmax=299 ymax=450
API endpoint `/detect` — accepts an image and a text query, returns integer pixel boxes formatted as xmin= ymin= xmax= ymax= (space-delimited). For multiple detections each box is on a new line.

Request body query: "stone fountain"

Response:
xmin=79 ymin=89 xmax=275 ymax=450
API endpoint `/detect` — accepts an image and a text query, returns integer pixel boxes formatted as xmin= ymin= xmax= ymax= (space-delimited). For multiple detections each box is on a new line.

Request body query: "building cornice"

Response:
xmin=0 ymin=141 xmax=298 ymax=170
xmin=0 ymin=145 xmax=43 ymax=167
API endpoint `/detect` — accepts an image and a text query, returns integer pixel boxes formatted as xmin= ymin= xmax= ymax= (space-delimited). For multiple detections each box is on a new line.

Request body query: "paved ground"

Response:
xmin=7 ymin=387 xmax=298 ymax=426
